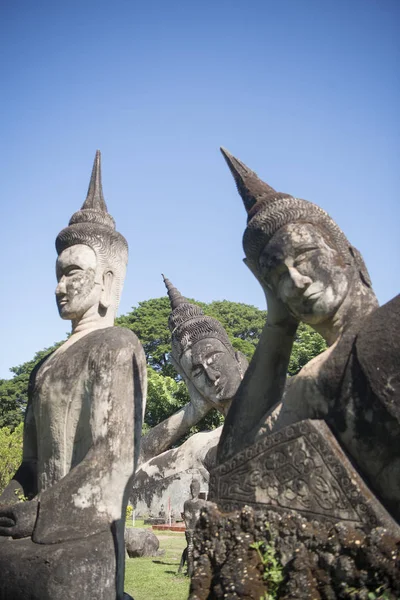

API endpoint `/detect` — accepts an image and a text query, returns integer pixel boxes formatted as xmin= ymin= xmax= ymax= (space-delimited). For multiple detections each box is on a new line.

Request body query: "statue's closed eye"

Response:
xmin=192 ymin=366 xmax=203 ymax=378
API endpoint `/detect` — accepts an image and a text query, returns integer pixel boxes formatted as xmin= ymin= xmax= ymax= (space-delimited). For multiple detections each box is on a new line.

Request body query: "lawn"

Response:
xmin=124 ymin=527 xmax=190 ymax=600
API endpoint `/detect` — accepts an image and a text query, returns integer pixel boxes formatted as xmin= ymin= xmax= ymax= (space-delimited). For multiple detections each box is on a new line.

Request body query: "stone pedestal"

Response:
xmin=210 ymin=420 xmax=400 ymax=534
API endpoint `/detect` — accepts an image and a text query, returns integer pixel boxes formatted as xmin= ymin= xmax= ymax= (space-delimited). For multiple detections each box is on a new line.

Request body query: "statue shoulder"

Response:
xmin=356 ymin=294 xmax=400 ymax=419
xmin=91 ymin=326 xmax=145 ymax=355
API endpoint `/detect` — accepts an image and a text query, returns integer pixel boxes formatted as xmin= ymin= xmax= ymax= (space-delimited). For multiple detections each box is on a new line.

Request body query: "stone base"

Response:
xmin=0 ymin=529 xmax=118 ymax=600
xmin=210 ymin=419 xmax=400 ymax=534
xmin=189 ymin=504 xmax=400 ymax=600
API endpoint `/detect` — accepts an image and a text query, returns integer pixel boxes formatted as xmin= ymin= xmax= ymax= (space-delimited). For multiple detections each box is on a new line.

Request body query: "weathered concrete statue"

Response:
xmin=188 ymin=150 xmax=399 ymax=600
xmin=181 ymin=479 xmax=208 ymax=577
xmin=132 ymin=279 xmax=248 ymax=516
xmin=0 ymin=151 xmax=147 ymax=600
xmin=215 ymin=148 xmax=400 ymax=528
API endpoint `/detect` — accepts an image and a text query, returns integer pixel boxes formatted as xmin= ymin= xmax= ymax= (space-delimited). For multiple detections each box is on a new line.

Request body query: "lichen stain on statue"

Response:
xmin=213 ymin=148 xmax=400 ymax=531
xmin=0 ymin=151 xmax=147 ymax=600
xmin=189 ymin=149 xmax=400 ymax=599
xmin=131 ymin=277 xmax=248 ymax=517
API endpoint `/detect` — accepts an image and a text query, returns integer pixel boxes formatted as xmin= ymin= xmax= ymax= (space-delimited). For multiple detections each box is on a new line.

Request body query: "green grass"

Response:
xmin=124 ymin=531 xmax=189 ymax=600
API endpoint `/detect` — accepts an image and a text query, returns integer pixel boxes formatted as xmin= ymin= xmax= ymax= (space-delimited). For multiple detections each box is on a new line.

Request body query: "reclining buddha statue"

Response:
xmin=132 ymin=277 xmax=248 ymax=516
xmin=214 ymin=148 xmax=399 ymax=530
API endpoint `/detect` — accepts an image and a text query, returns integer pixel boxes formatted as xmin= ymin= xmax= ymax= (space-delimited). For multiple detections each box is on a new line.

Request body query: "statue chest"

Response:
xmin=32 ymin=350 xmax=93 ymax=491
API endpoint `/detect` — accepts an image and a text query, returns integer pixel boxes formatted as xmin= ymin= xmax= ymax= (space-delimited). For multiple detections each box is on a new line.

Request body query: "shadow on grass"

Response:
xmin=151 ymin=560 xmax=178 ymax=566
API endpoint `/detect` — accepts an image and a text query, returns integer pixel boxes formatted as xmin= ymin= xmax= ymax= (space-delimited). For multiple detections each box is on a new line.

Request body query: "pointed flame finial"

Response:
xmin=220 ymin=147 xmax=278 ymax=214
xmin=82 ymin=150 xmax=108 ymax=212
xmin=162 ymin=274 xmax=187 ymax=310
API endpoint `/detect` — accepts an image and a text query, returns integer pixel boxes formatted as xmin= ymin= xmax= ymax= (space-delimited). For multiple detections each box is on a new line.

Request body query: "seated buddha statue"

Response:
xmin=0 ymin=151 xmax=147 ymax=600
xmin=217 ymin=148 xmax=400 ymax=526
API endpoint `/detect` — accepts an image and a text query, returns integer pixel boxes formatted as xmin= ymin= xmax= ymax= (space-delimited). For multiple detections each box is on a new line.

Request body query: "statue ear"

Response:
xmin=100 ymin=270 xmax=114 ymax=309
xmin=349 ymin=246 xmax=373 ymax=288
xmin=235 ymin=351 xmax=249 ymax=378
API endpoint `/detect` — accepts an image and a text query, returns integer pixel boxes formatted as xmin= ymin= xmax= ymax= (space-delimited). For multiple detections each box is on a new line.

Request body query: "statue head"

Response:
xmin=190 ymin=479 xmax=201 ymax=499
xmin=55 ymin=151 xmax=128 ymax=325
xmin=220 ymin=148 xmax=377 ymax=334
xmin=163 ymin=276 xmax=248 ymax=412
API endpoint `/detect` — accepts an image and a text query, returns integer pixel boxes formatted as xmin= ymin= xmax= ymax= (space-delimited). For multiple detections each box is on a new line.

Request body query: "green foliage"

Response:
xmin=250 ymin=538 xmax=284 ymax=600
xmin=0 ymin=422 xmax=23 ymax=494
xmin=145 ymin=367 xmax=189 ymax=429
xmin=288 ymin=322 xmax=327 ymax=377
xmin=126 ymin=504 xmax=133 ymax=521
xmin=204 ymin=300 xmax=267 ymax=361
xmin=117 ymin=297 xmax=174 ymax=376
xmin=124 ymin=532 xmax=188 ymax=600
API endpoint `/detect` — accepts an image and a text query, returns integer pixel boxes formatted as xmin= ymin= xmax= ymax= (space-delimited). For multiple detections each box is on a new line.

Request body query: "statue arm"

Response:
xmin=140 ymin=368 xmax=213 ymax=464
xmin=217 ymin=313 xmax=297 ymax=464
xmin=31 ymin=339 xmax=147 ymax=545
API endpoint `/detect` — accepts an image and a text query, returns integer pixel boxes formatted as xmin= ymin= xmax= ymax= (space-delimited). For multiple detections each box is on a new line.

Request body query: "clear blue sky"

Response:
xmin=0 ymin=0 xmax=399 ymax=378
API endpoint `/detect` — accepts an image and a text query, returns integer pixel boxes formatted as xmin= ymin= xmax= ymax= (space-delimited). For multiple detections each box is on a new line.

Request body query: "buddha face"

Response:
xmin=258 ymin=223 xmax=350 ymax=325
xmin=180 ymin=338 xmax=242 ymax=408
xmin=55 ymin=244 xmax=103 ymax=321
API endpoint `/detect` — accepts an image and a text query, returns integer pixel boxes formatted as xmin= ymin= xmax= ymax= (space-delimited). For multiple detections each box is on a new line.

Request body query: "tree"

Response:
xmin=288 ymin=323 xmax=327 ymax=376
xmin=0 ymin=297 xmax=326 ymax=434
xmin=0 ymin=422 xmax=23 ymax=494
xmin=0 ymin=343 xmax=62 ymax=429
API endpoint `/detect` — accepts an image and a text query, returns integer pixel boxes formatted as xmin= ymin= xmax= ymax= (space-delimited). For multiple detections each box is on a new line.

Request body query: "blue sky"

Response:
xmin=0 ymin=0 xmax=399 ymax=378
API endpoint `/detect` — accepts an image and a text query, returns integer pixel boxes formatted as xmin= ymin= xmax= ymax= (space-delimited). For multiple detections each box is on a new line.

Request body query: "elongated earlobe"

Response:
xmin=100 ymin=270 xmax=114 ymax=309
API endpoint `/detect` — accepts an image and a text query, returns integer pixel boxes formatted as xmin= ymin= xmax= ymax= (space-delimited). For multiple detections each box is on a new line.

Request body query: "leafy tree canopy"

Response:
xmin=0 ymin=298 xmax=326 ymax=434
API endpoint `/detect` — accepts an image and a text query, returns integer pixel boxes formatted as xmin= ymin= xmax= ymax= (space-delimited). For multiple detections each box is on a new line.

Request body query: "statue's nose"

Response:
xmin=204 ymin=364 xmax=220 ymax=383
xmin=56 ymin=278 xmax=66 ymax=295
xmin=288 ymin=267 xmax=312 ymax=291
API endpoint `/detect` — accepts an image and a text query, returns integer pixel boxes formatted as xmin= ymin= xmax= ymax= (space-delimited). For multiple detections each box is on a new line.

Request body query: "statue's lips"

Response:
xmin=303 ymin=288 xmax=323 ymax=302
xmin=57 ymin=298 xmax=68 ymax=306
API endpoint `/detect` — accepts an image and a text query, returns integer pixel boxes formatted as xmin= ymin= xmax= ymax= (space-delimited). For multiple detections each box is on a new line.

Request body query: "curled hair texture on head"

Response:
xmin=56 ymin=223 xmax=128 ymax=313
xmin=171 ymin=314 xmax=235 ymax=359
xmin=163 ymin=276 xmax=236 ymax=358
xmin=220 ymin=147 xmax=373 ymax=288
xmin=243 ymin=196 xmax=353 ymax=269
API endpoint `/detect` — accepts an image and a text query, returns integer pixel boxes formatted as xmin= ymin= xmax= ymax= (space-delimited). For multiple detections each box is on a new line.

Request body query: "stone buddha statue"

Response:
xmin=181 ymin=479 xmax=208 ymax=577
xmin=133 ymin=279 xmax=248 ymax=516
xmin=0 ymin=151 xmax=147 ymax=600
xmin=216 ymin=148 xmax=400 ymax=527
xmin=139 ymin=276 xmax=248 ymax=464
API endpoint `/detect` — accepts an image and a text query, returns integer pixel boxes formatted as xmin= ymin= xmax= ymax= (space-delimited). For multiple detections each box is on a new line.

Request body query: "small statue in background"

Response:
xmin=179 ymin=479 xmax=208 ymax=577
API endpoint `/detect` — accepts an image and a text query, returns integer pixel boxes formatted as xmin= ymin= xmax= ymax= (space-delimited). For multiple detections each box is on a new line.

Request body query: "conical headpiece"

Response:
xmin=220 ymin=147 xmax=289 ymax=218
xmin=163 ymin=276 xmax=234 ymax=358
xmin=68 ymin=150 xmax=116 ymax=230
xmin=221 ymin=147 xmax=357 ymax=272
xmin=162 ymin=274 xmax=187 ymax=310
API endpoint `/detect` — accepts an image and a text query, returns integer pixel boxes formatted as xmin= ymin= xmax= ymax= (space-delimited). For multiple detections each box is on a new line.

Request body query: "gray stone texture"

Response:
xmin=0 ymin=151 xmax=147 ymax=600
xmin=125 ymin=527 xmax=163 ymax=558
xmin=132 ymin=278 xmax=248 ymax=517
xmin=217 ymin=148 xmax=400 ymax=527
xmin=210 ymin=419 xmax=400 ymax=534
xmin=189 ymin=504 xmax=400 ymax=600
